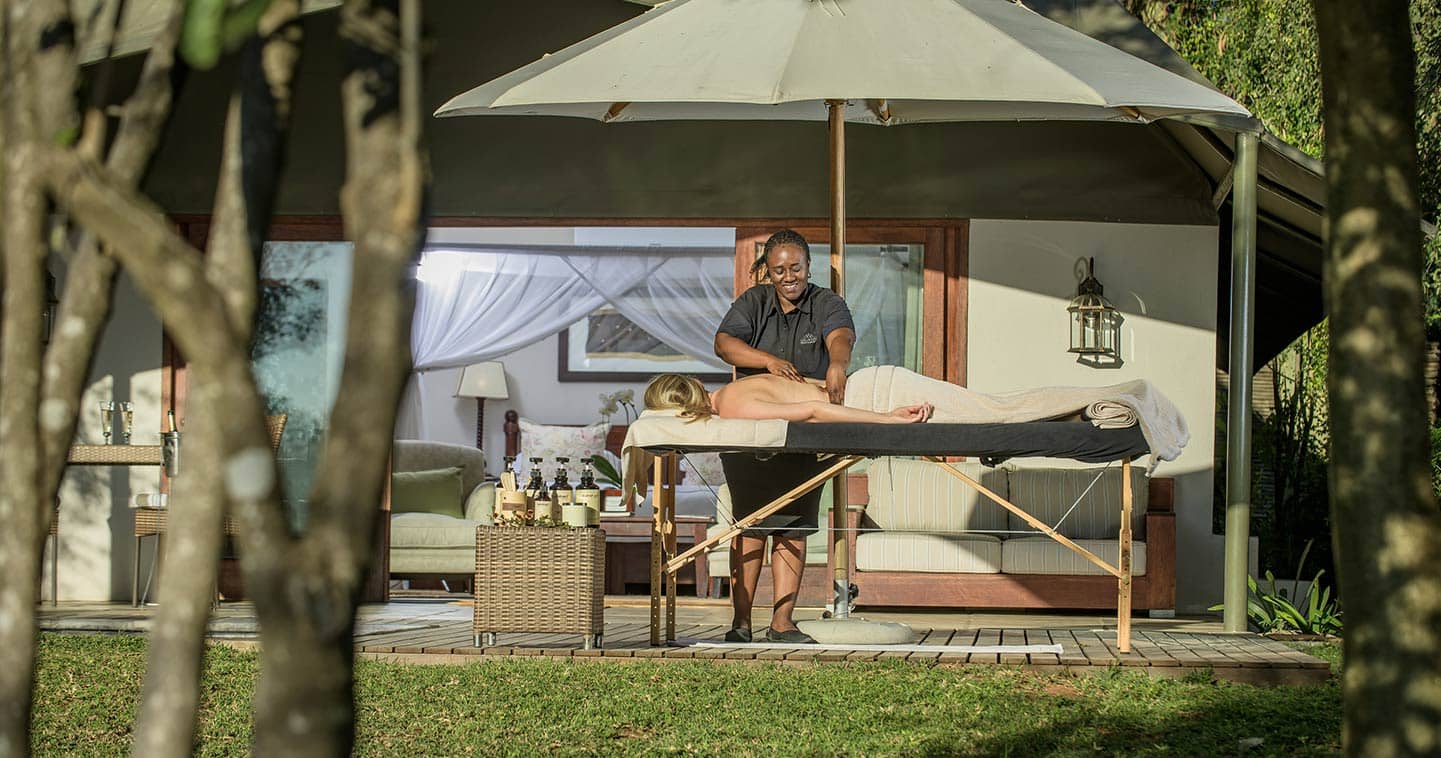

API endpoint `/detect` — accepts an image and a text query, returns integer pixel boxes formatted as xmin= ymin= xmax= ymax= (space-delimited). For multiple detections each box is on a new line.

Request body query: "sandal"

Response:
xmin=765 ymin=627 xmax=817 ymax=644
xmin=724 ymin=627 xmax=753 ymax=643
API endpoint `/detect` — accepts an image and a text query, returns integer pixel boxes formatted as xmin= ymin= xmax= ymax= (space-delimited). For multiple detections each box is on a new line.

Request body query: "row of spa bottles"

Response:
xmin=498 ymin=455 xmax=602 ymax=527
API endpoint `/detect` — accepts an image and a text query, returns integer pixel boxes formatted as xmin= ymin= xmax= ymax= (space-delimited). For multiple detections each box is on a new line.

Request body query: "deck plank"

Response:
xmin=968 ymin=629 xmax=1001 ymax=665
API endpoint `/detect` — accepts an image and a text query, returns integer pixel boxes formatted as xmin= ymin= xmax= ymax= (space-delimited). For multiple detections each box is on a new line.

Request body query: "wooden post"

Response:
xmin=649 ymin=454 xmax=664 ymax=646
xmin=664 ymin=454 xmax=679 ymax=642
xmin=1118 ymin=457 xmax=1133 ymax=653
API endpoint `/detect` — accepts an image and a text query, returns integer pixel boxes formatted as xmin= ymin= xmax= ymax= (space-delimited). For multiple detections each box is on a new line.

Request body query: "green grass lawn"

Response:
xmin=32 ymin=634 xmax=1340 ymax=756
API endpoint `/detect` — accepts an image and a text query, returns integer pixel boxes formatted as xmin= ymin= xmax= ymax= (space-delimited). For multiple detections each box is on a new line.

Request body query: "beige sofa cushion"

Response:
xmin=389 ymin=547 xmax=477 ymax=575
xmin=1004 ymin=466 xmax=1147 ymax=539
xmin=1000 ymin=536 xmax=1147 ymax=576
xmin=855 ymin=532 xmax=1003 ymax=573
xmin=390 ymin=512 xmax=485 ymax=549
xmin=865 ymin=458 xmax=1008 ymax=533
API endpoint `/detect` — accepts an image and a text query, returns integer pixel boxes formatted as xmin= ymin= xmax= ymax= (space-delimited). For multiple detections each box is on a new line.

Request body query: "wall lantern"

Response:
xmin=41 ymin=269 xmax=59 ymax=345
xmin=1067 ymin=257 xmax=1122 ymax=365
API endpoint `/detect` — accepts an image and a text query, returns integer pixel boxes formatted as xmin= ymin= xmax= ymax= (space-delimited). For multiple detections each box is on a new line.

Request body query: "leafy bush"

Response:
xmin=1210 ymin=540 xmax=1343 ymax=636
xmin=1431 ymin=425 xmax=1441 ymax=498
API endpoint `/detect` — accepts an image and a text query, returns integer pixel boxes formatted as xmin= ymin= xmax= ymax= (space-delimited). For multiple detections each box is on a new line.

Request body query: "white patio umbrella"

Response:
xmin=433 ymin=0 xmax=1254 ymax=629
xmin=435 ymin=0 xmax=1253 ymax=289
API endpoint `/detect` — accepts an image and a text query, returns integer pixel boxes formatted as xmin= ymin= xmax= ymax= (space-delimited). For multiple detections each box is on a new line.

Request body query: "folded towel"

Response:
xmin=1085 ymin=400 xmax=1136 ymax=429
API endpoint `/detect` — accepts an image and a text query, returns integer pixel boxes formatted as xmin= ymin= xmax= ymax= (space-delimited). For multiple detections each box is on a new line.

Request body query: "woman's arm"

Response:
xmin=715 ymin=333 xmax=803 ymax=381
xmin=823 ymin=327 xmax=856 ymax=404
xmin=728 ymin=398 xmax=931 ymax=424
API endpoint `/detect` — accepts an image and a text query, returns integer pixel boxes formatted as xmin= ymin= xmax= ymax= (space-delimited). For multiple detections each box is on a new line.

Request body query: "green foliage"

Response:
xmin=1144 ymin=1 xmax=1441 ymax=330
xmin=180 ymin=0 xmax=274 ymax=70
xmin=1210 ymin=540 xmax=1344 ymax=636
xmin=1430 ymin=424 xmax=1441 ymax=498
xmin=588 ymin=453 xmax=624 ymax=490
xmin=32 ymin=633 xmax=1342 ymax=756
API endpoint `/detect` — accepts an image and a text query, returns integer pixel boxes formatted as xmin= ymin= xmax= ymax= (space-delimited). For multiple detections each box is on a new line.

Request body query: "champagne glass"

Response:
xmin=120 ymin=402 xmax=134 ymax=445
xmin=99 ymin=401 xmax=115 ymax=445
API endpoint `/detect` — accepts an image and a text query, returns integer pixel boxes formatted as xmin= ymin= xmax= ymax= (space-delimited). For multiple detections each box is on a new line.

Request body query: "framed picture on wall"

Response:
xmin=557 ymin=307 xmax=731 ymax=382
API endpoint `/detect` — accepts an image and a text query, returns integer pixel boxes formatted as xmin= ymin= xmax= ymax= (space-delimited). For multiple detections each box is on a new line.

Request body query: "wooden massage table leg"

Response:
xmin=650 ymin=454 xmax=665 ymax=646
xmin=664 ymin=454 xmax=678 ymax=642
xmin=1118 ymin=457 xmax=1134 ymax=653
xmin=649 ymin=453 xmax=680 ymax=645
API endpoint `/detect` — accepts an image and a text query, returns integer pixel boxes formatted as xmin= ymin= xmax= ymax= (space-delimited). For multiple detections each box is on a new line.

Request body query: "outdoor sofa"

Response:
xmin=705 ymin=457 xmax=1175 ymax=612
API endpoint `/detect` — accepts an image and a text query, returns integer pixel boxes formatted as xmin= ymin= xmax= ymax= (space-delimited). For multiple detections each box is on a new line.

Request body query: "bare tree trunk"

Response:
xmin=1314 ymin=0 xmax=1441 ymax=754
xmin=0 ymin=0 xmax=78 ymax=752
xmin=132 ymin=4 xmax=303 ymax=754
xmin=245 ymin=0 xmax=426 ymax=753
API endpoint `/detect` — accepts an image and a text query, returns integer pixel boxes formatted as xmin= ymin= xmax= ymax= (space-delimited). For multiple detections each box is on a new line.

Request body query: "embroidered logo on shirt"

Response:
xmin=799 ymin=333 xmax=818 ymax=345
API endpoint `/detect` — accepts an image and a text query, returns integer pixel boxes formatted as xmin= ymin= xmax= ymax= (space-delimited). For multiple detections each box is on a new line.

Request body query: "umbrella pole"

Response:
xmin=827 ymin=99 xmax=851 ymax=620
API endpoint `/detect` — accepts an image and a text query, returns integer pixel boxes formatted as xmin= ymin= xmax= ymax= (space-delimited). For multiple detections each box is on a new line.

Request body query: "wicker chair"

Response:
xmin=131 ymin=414 xmax=287 ymax=606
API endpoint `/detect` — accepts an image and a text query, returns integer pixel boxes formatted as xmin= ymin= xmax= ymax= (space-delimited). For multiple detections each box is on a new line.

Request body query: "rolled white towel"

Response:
xmin=1085 ymin=400 xmax=1138 ymax=429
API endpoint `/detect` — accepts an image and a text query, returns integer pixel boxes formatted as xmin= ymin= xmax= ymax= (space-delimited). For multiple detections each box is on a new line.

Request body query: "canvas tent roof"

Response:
xmin=95 ymin=0 xmax=1330 ymax=366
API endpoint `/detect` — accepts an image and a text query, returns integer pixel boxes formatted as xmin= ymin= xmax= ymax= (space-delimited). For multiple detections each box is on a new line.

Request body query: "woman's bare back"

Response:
xmin=709 ymin=373 xmax=931 ymax=424
xmin=711 ymin=374 xmax=828 ymax=417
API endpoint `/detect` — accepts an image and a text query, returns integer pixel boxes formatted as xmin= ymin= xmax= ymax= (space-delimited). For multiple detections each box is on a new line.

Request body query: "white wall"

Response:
xmin=967 ymin=219 xmax=1226 ymax=612
xmin=46 ymin=266 xmax=164 ymax=602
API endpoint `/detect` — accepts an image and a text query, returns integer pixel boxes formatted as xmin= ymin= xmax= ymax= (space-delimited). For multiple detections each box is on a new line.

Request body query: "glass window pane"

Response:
xmin=806 ymin=243 xmax=925 ymax=372
xmin=252 ymin=241 xmax=354 ymax=530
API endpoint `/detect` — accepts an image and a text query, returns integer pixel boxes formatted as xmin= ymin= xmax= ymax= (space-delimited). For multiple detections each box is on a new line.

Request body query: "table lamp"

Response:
xmin=455 ymin=362 xmax=509 ymax=449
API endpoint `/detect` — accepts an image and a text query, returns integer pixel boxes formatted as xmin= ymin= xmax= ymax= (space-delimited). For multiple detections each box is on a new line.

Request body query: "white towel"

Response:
xmin=844 ymin=366 xmax=1189 ymax=464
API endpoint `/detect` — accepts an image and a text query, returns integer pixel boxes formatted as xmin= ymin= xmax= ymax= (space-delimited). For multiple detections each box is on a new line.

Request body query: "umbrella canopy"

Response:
xmin=434 ymin=0 xmax=1251 ymax=128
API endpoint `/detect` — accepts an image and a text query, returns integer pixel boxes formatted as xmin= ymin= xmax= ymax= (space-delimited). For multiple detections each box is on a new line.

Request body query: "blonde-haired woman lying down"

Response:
xmin=643 ymin=365 xmax=1188 ymax=464
xmin=643 ymin=372 xmax=934 ymax=424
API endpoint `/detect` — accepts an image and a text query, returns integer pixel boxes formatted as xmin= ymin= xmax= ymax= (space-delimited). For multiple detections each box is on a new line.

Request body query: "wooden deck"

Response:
xmin=353 ymin=621 xmax=1330 ymax=685
xmin=37 ymin=600 xmax=1332 ymax=686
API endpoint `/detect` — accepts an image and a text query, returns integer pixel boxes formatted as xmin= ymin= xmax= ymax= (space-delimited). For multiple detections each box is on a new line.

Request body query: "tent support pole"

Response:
xmin=827 ymin=98 xmax=850 ymax=619
xmin=1223 ymin=131 xmax=1259 ymax=633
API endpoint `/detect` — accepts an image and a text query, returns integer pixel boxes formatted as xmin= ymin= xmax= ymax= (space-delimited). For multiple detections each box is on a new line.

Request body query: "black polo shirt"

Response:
xmin=716 ymin=283 xmax=855 ymax=380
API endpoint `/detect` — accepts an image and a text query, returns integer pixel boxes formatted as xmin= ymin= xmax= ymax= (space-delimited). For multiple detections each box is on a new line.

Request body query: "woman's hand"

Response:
xmin=888 ymin=403 xmax=933 ymax=423
xmin=825 ymin=364 xmax=848 ymax=405
xmin=764 ymin=357 xmax=804 ymax=382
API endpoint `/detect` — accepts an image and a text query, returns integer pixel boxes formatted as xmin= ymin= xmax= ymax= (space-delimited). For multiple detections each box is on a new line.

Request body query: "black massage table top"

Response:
xmin=638 ymin=421 xmax=1150 ymax=465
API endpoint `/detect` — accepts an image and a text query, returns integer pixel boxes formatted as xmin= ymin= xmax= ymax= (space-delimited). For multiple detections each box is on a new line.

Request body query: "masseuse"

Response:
xmin=713 ymin=229 xmax=856 ymax=644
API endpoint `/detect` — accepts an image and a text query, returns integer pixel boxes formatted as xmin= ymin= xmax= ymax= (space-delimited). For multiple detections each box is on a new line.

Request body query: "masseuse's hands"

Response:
xmin=764 ymin=357 xmax=804 ymax=382
xmin=888 ymin=403 xmax=934 ymax=423
xmin=825 ymin=364 xmax=848 ymax=405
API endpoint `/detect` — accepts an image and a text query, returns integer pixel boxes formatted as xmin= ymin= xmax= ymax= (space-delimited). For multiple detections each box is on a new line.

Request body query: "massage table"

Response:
xmin=629 ymin=419 xmax=1151 ymax=652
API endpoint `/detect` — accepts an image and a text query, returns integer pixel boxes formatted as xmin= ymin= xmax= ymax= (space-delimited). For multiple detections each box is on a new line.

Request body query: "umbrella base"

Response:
xmin=797 ymin=617 xmax=915 ymax=645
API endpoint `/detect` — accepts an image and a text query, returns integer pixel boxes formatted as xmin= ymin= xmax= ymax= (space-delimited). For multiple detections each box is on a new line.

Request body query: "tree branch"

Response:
xmin=207 ymin=0 xmax=302 ymax=334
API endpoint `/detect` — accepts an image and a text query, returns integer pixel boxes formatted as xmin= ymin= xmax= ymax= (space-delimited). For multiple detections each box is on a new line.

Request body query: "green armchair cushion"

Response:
xmin=391 ymin=466 xmax=466 ymax=519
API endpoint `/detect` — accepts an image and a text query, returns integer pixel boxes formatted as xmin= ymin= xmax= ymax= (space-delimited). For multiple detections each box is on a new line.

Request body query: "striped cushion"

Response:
xmin=1000 ymin=536 xmax=1147 ymax=576
xmin=855 ymin=532 xmax=1002 ymax=573
xmin=865 ymin=458 xmax=1009 ymax=533
xmin=1003 ymin=466 xmax=1147 ymax=539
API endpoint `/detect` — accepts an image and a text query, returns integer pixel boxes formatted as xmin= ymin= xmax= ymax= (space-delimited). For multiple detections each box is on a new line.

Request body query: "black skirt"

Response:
xmin=720 ymin=452 xmax=834 ymax=538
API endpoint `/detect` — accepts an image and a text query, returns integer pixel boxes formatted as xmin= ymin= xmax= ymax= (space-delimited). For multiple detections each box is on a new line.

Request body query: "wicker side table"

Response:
xmin=473 ymin=526 xmax=606 ymax=649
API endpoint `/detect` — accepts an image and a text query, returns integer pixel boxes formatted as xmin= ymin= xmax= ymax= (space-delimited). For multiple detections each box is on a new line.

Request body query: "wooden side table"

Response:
xmin=599 ymin=515 xmax=712 ymax=597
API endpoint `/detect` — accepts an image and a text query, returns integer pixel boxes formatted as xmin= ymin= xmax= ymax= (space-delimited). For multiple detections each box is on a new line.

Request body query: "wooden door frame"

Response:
xmin=735 ymin=221 xmax=968 ymax=384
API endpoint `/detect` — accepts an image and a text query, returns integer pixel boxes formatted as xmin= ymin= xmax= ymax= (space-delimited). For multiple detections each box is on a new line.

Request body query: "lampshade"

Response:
xmin=455 ymin=362 xmax=509 ymax=399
